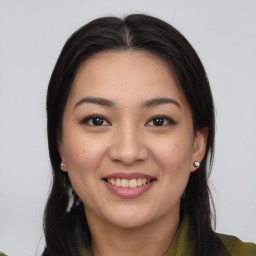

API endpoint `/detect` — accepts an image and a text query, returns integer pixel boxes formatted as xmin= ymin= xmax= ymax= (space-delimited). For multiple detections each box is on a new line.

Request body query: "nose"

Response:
xmin=108 ymin=124 xmax=148 ymax=165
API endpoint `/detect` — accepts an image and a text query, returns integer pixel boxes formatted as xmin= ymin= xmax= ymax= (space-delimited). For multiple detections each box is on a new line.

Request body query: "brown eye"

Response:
xmin=146 ymin=116 xmax=176 ymax=127
xmin=152 ymin=117 xmax=165 ymax=126
xmin=81 ymin=115 xmax=110 ymax=126
xmin=91 ymin=117 xmax=104 ymax=126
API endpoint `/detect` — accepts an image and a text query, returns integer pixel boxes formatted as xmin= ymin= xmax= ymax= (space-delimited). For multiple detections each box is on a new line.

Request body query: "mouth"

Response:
xmin=102 ymin=173 xmax=157 ymax=198
xmin=104 ymin=177 xmax=154 ymax=188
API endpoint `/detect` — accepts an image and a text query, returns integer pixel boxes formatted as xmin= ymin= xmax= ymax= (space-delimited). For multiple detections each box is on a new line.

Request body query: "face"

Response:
xmin=59 ymin=50 xmax=207 ymax=229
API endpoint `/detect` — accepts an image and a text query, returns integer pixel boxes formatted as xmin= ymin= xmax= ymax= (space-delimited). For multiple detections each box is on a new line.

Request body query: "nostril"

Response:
xmin=107 ymin=136 xmax=148 ymax=164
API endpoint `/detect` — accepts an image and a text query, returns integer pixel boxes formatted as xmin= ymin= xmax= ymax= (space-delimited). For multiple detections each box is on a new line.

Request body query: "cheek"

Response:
xmin=152 ymin=136 xmax=193 ymax=171
xmin=62 ymin=135 xmax=107 ymax=202
xmin=153 ymin=137 xmax=193 ymax=202
xmin=62 ymin=131 xmax=105 ymax=175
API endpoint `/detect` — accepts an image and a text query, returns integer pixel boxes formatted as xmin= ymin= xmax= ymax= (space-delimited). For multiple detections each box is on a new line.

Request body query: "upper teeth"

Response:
xmin=107 ymin=178 xmax=151 ymax=188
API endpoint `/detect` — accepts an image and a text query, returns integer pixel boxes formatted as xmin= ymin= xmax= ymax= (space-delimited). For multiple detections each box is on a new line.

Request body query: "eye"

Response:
xmin=81 ymin=115 xmax=110 ymax=126
xmin=146 ymin=115 xmax=176 ymax=127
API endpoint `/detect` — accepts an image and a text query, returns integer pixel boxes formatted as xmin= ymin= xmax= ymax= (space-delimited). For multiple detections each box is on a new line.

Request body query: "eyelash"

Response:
xmin=146 ymin=115 xmax=176 ymax=126
xmin=81 ymin=115 xmax=111 ymax=126
xmin=81 ymin=114 xmax=176 ymax=128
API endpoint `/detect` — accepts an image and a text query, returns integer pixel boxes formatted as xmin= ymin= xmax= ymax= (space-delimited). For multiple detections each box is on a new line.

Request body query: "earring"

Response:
xmin=193 ymin=161 xmax=200 ymax=168
xmin=60 ymin=162 xmax=65 ymax=168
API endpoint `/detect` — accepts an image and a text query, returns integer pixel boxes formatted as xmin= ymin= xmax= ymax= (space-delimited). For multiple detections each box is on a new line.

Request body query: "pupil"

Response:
xmin=93 ymin=117 xmax=103 ymax=126
xmin=153 ymin=118 xmax=164 ymax=126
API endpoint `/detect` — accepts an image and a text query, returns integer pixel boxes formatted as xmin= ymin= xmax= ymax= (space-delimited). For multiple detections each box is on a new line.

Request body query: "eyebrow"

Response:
xmin=141 ymin=97 xmax=181 ymax=109
xmin=74 ymin=97 xmax=115 ymax=109
xmin=73 ymin=97 xmax=181 ymax=110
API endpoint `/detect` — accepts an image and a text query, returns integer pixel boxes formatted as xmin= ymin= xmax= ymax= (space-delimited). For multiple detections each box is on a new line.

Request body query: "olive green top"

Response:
xmin=78 ymin=216 xmax=256 ymax=256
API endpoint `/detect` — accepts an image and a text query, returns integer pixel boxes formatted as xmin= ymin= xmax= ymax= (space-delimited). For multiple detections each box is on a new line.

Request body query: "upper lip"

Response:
xmin=102 ymin=172 xmax=157 ymax=180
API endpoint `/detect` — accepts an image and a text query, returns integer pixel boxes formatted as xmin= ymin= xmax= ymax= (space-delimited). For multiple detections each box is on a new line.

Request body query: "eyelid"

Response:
xmin=80 ymin=114 xmax=111 ymax=126
xmin=145 ymin=115 xmax=176 ymax=126
xmin=80 ymin=114 xmax=176 ymax=127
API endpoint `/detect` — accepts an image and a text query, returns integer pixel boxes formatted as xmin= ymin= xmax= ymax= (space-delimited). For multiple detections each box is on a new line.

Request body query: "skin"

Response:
xmin=59 ymin=50 xmax=208 ymax=256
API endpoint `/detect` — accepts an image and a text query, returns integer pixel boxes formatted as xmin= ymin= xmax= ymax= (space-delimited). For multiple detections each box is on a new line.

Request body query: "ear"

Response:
xmin=191 ymin=127 xmax=208 ymax=172
xmin=59 ymin=143 xmax=68 ymax=172
xmin=60 ymin=161 xmax=68 ymax=172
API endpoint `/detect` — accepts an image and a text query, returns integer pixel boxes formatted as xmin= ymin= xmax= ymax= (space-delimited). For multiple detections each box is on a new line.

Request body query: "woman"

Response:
xmin=42 ymin=14 xmax=256 ymax=256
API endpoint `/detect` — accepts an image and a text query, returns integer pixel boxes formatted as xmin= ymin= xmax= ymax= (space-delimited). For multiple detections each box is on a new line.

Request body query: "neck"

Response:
xmin=85 ymin=209 xmax=180 ymax=256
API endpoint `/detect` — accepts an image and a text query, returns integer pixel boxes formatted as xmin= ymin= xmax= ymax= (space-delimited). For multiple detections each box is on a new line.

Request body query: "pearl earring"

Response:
xmin=193 ymin=161 xmax=200 ymax=168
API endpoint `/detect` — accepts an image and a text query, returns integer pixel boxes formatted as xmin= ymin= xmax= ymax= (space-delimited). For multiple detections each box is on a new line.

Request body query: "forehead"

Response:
xmin=69 ymin=50 xmax=188 ymax=108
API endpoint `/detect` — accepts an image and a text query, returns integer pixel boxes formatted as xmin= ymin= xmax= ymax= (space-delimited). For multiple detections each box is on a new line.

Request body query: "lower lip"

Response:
xmin=104 ymin=181 xmax=155 ymax=199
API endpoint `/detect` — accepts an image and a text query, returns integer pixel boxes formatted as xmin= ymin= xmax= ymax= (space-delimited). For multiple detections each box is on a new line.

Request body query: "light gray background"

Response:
xmin=0 ymin=1 xmax=255 ymax=255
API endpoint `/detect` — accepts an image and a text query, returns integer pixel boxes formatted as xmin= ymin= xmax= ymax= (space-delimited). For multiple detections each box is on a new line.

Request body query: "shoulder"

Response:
xmin=218 ymin=233 xmax=256 ymax=256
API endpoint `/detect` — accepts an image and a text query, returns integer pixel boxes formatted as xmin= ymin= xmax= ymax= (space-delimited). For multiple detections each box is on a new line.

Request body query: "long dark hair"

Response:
xmin=44 ymin=14 xmax=216 ymax=255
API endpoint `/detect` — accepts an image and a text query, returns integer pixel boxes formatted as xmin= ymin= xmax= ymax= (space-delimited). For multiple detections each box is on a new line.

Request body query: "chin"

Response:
xmin=103 ymin=207 xmax=155 ymax=229
xmin=109 ymin=216 xmax=149 ymax=229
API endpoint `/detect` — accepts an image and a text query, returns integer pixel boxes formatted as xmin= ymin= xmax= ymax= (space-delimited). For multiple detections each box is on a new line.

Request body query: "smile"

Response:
xmin=102 ymin=173 xmax=157 ymax=198
xmin=105 ymin=178 xmax=152 ymax=188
